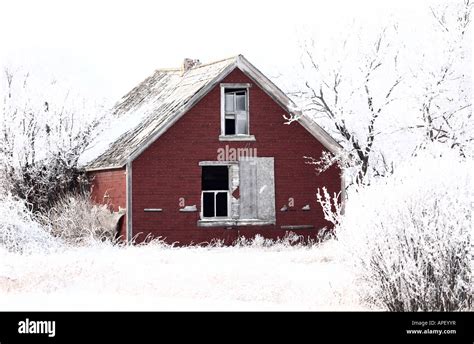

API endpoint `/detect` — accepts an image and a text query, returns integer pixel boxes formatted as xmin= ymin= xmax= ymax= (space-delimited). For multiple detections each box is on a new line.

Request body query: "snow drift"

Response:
xmin=0 ymin=194 xmax=60 ymax=255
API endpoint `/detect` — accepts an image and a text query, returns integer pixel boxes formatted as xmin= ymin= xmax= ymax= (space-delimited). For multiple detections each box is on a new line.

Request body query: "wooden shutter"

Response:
xmin=239 ymin=157 xmax=275 ymax=221
xmin=256 ymin=157 xmax=275 ymax=221
xmin=239 ymin=158 xmax=257 ymax=219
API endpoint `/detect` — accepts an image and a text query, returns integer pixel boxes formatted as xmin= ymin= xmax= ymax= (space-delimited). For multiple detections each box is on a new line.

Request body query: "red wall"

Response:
xmin=89 ymin=168 xmax=127 ymax=239
xmin=129 ymin=68 xmax=341 ymax=245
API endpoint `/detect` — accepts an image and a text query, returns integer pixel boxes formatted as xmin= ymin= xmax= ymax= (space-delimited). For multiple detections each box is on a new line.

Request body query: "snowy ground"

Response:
xmin=0 ymin=240 xmax=368 ymax=311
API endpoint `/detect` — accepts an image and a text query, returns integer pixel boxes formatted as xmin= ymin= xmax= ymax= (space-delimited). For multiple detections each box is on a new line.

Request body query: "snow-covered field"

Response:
xmin=0 ymin=147 xmax=470 ymax=311
xmin=0 ymin=240 xmax=367 ymax=311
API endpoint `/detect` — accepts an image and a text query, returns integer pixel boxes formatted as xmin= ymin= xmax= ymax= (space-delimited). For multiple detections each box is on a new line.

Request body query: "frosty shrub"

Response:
xmin=43 ymin=192 xmax=120 ymax=245
xmin=316 ymin=187 xmax=342 ymax=242
xmin=0 ymin=194 xmax=59 ymax=254
xmin=6 ymin=154 xmax=90 ymax=213
xmin=337 ymin=146 xmax=472 ymax=311
xmin=316 ymin=187 xmax=343 ymax=227
xmin=0 ymin=68 xmax=104 ymax=213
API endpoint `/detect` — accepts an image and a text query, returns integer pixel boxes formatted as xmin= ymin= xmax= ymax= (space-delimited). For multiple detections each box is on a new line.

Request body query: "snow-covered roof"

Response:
xmin=79 ymin=55 xmax=342 ymax=171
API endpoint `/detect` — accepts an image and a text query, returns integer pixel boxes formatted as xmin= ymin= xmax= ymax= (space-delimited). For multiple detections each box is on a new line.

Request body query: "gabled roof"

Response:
xmin=78 ymin=55 xmax=342 ymax=171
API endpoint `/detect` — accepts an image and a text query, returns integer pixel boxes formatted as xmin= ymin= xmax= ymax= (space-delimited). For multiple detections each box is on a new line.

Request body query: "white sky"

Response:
xmin=0 ymin=0 xmax=437 ymax=104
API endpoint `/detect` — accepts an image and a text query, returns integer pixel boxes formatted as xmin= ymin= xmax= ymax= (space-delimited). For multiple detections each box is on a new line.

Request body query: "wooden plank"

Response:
xmin=256 ymin=157 xmax=276 ymax=221
xmin=280 ymin=225 xmax=315 ymax=230
xmin=239 ymin=158 xmax=257 ymax=219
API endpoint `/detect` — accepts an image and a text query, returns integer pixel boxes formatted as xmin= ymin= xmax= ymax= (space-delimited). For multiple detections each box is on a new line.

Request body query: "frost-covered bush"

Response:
xmin=0 ymin=68 xmax=104 ymax=212
xmin=5 ymin=154 xmax=90 ymax=213
xmin=316 ymin=187 xmax=343 ymax=227
xmin=42 ymin=192 xmax=120 ymax=245
xmin=0 ymin=191 xmax=120 ymax=253
xmin=0 ymin=194 xmax=59 ymax=254
xmin=337 ymin=146 xmax=472 ymax=311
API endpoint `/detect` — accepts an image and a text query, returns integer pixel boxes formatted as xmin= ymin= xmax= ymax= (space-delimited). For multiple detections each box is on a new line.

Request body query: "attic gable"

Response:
xmin=78 ymin=55 xmax=342 ymax=171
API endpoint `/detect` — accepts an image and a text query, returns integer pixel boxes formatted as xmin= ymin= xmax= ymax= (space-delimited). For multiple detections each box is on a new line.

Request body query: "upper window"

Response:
xmin=221 ymin=84 xmax=250 ymax=137
xmin=224 ymin=88 xmax=248 ymax=135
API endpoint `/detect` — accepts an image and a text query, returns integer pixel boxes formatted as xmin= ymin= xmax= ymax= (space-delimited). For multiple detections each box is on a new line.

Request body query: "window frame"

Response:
xmin=201 ymin=190 xmax=230 ymax=219
xmin=220 ymin=83 xmax=254 ymax=140
xmin=200 ymin=163 xmax=231 ymax=220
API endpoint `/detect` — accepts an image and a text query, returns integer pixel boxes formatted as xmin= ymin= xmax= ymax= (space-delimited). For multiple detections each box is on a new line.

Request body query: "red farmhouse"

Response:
xmin=79 ymin=55 xmax=343 ymax=244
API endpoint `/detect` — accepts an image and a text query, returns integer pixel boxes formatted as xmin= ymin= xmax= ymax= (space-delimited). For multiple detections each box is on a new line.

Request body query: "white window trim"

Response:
xmin=197 ymin=219 xmax=275 ymax=227
xmin=201 ymin=190 xmax=230 ymax=219
xmin=220 ymin=83 xmax=251 ymax=138
xmin=199 ymin=160 xmax=238 ymax=166
xmin=218 ymin=134 xmax=255 ymax=141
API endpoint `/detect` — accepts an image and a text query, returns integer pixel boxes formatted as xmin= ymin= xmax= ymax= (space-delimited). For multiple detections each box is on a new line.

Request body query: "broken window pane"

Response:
xmin=236 ymin=111 xmax=248 ymax=135
xmin=225 ymin=93 xmax=234 ymax=112
xmin=202 ymin=166 xmax=229 ymax=190
xmin=236 ymin=93 xmax=246 ymax=111
xmin=216 ymin=192 xmax=228 ymax=217
xmin=203 ymin=192 xmax=215 ymax=217
xmin=225 ymin=118 xmax=236 ymax=135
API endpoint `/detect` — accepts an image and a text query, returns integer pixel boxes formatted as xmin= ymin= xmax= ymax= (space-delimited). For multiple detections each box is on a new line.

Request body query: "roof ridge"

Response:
xmin=153 ymin=68 xmax=181 ymax=72
xmin=153 ymin=55 xmax=239 ymax=73
xmin=194 ymin=55 xmax=239 ymax=69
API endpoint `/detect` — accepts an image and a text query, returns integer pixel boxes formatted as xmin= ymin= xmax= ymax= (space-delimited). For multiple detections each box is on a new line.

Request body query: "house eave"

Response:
xmin=296 ymin=115 xmax=344 ymax=155
xmin=83 ymin=165 xmax=125 ymax=172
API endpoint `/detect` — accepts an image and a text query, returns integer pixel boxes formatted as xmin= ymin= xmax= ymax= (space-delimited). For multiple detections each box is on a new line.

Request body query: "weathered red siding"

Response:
xmin=89 ymin=168 xmax=127 ymax=239
xmin=129 ymin=68 xmax=341 ymax=244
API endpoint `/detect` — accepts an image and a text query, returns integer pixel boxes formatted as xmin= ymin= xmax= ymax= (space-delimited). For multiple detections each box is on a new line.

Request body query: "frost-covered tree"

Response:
xmin=287 ymin=24 xmax=403 ymax=185
xmin=308 ymin=0 xmax=473 ymax=311
xmin=0 ymin=67 xmax=105 ymax=211
xmin=289 ymin=0 xmax=472 ymax=185
xmin=411 ymin=0 xmax=473 ymax=156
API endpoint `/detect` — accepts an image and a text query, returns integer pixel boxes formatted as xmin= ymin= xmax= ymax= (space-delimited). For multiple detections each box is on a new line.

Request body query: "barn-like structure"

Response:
xmin=78 ymin=55 xmax=343 ymax=244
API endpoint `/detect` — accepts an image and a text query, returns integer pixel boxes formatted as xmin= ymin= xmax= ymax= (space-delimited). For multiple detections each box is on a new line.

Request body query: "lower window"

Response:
xmin=198 ymin=158 xmax=276 ymax=226
xmin=202 ymin=191 xmax=228 ymax=217
xmin=201 ymin=166 xmax=229 ymax=218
